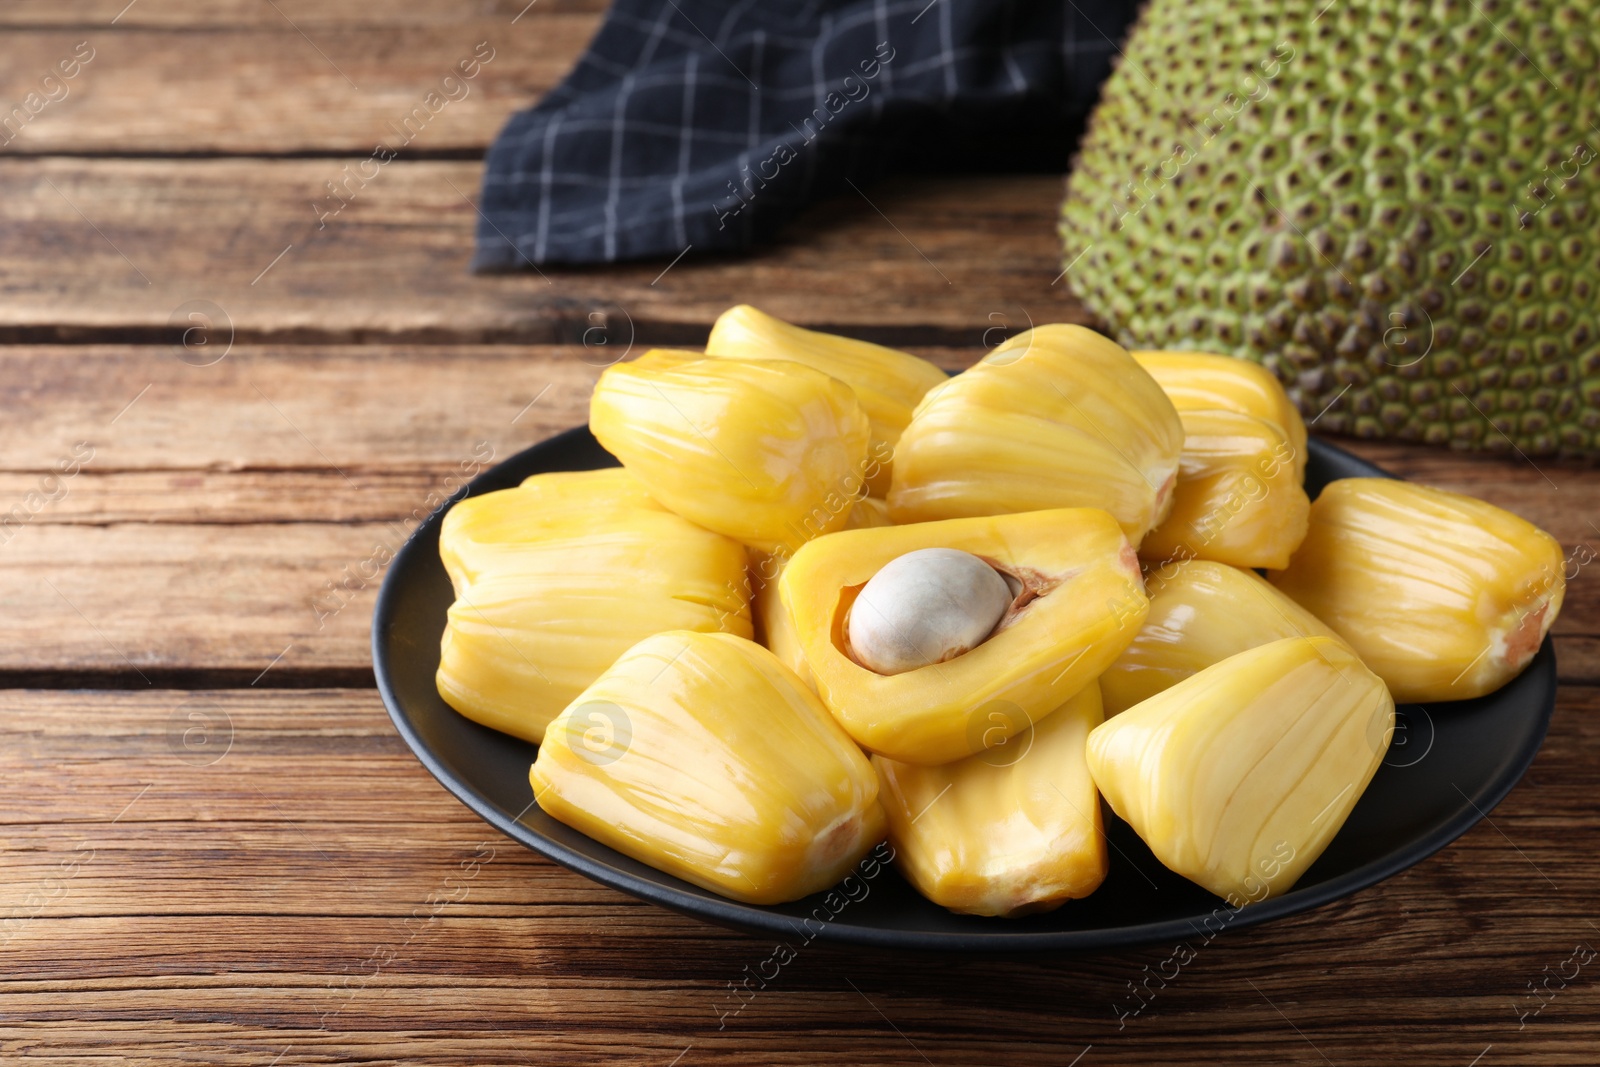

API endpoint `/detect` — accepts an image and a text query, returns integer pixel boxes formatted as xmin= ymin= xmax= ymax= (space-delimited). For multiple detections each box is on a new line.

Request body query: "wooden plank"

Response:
xmin=0 ymin=684 xmax=1589 ymax=907
xmin=0 ymin=345 xmax=598 ymax=476
xmin=0 ymin=22 xmax=592 ymax=154
xmin=8 ymin=513 xmax=1594 ymax=681
xmin=0 ymin=160 xmax=1088 ymax=345
xmin=0 ymin=470 xmax=482 ymax=526
xmin=0 ymin=345 xmax=1591 ymax=679
xmin=0 ymin=343 xmax=1585 ymax=513
xmin=0 ymin=344 xmax=971 ymax=516
xmin=0 ymin=687 xmax=1596 ymax=1064
xmin=0 ymin=1024 xmax=1588 ymax=1067
xmin=0 ymin=520 xmax=384 ymax=678
xmin=0 ymin=0 xmax=609 ymax=29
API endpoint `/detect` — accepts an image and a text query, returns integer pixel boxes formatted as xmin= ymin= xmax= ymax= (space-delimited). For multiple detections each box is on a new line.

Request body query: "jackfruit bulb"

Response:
xmin=1061 ymin=0 xmax=1600 ymax=458
xmin=705 ymin=305 xmax=947 ymax=496
xmin=888 ymin=324 xmax=1184 ymax=544
xmin=590 ymin=351 xmax=872 ymax=555
xmin=1087 ymin=637 xmax=1394 ymax=905
xmin=1100 ymin=558 xmax=1347 ymax=716
xmin=1270 ymin=478 xmax=1564 ymax=701
xmin=435 ymin=470 xmax=752 ymax=743
xmin=875 ymin=682 xmax=1108 ymax=917
xmin=530 ymin=631 xmax=886 ymax=905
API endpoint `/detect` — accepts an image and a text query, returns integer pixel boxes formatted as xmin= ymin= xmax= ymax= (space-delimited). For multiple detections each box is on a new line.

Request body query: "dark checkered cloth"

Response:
xmin=472 ymin=0 xmax=1139 ymax=268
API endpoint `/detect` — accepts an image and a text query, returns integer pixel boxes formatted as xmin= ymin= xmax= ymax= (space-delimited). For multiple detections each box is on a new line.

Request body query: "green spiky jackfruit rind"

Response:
xmin=1060 ymin=0 xmax=1600 ymax=459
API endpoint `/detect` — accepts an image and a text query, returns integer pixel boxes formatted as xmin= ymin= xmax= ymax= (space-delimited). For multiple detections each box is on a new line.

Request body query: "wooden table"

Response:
xmin=3 ymin=3 xmax=1597 ymax=1064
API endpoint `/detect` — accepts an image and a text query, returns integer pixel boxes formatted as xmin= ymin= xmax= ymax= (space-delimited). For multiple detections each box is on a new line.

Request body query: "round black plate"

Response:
xmin=373 ymin=429 xmax=1557 ymax=951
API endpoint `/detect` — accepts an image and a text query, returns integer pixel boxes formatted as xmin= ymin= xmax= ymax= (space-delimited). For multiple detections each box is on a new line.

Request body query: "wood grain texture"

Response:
xmin=0 ymin=160 xmax=1087 ymax=345
xmin=0 ymin=686 xmax=1597 ymax=1065
xmin=0 ymin=345 xmax=1593 ymax=683
xmin=6 ymin=513 xmax=1593 ymax=684
xmin=0 ymin=0 xmax=609 ymax=29
xmin=0 ymin=22 xmax=591 ymax=154
xmin=6 ymin=4 xmax=1597 ymax=1058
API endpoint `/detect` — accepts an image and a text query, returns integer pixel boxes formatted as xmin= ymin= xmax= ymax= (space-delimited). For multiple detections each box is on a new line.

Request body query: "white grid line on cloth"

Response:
xmin=1003 ymin=47 xmax=1027 ymax=93
xmin=714 ymin=0 xmax=761 ymax=48
xmin=498 ymin=76 xmax=916 ymax=154
xmin=574 ymin=50 xmax=636 ymax=81
xmin=747 ymin=29 xmax=767 ymax=150
xmin=742 ymin=29 xmax=767 ymax=245
xmin=525 ymin=155 xmax=856 ymax=208
xmin=480 ymin=37 xmax=1059 ymax=186
xmin=605 ymin=2 xmax=935 ymax=67
xmin=796 ymin=10 xmax=835 ymax=206
xmin=603 ymin=70 xmax=637 ymax=261
xmin=821 ymin=1 xmax=902 ymax=46
xmin=637 ymin=0 xmax=678 ymax=68
xmin=810 ymin=11 xmax=831 ymax=106
xmin=506 ymin=171 xmax=831 ymax=239
xmin=874 ymin=0 xmax=895 ymax=92
xmin=502 ymin=168 xmax=847 ymax=241
xmin=501 ymin=0 xmax=947 ymax=155
xmin=613 ymin=13 xmax=806 ymax=54
xmin=533 ymin=112 xmax=561 ymax=261
xmin=1001 ymin=1 xmax=1027 ymax=94
xmin=605 ymin=7 xmax=672 ymax=259
xmin=671 ymin=50 xmax=700 ymax=248
xmin=498 ymin=157 xmax=879 ymax=190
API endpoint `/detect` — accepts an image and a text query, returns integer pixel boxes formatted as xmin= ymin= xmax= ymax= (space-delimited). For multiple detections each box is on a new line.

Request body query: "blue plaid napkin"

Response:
xmin=473 ymin=0 xmax=1139 ymax=268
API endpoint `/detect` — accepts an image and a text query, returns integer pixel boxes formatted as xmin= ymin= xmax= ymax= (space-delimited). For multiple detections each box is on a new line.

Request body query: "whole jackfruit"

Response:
xmin=1060 ymin=0 xmax=1600 ymax=458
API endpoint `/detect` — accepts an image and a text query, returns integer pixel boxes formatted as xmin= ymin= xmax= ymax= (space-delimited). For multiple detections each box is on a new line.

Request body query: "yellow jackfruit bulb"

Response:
xmin=751 ymin=495 xmax=894 ymax=690
xmin=439 ymin=468 xmax=656 ymax=593
xmin=590 ymin=352 xmax=872 ymax=555
xmin=706 ymin=305 xmax=947 ymax=496
xmin=1269 ymin=478 xmax=1565 ymax=702
xmin=847 ymin=495 xmax=893 ymax=529
xmin=783 ymin=507 xmax=1148 ymax=765
xmin=888 ymin=325 xmax=1184 ymax=545
xmin=1132 ymin=350 xmax=1308 ymax=478
xmin=529 ymin=631 xmax=887 ymax=905
xmin=435 ymin=471 xmax=751 ymax=744
xmin=1139 ymin=409 xmax=1310 ymax=570
xmin=875 ymin=682 xmax=1108 ymax=917
xmin=1101 ymin=559 xmax=1346 ymax=716
xmin=751 ymin=553 xmax=809 ymax=686
xmin=1087 ymin=637 xmax=1394 ymax=906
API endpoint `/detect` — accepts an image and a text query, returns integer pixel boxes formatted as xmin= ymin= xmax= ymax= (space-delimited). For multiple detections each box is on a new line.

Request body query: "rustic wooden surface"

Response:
xmin=3 ymin=4 xmax=1599 ymax=1065
xmin=0 ymin=161 xmax=1082 ymax=345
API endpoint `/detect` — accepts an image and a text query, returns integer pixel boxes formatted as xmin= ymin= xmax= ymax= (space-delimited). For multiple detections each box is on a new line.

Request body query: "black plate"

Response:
xmin=373 ymin=429 xmax=1557 ymax=951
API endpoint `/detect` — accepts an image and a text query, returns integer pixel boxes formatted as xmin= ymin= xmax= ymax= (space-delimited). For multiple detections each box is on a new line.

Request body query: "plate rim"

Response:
xmin=373 ymin=426 xmax=1558 ymax=951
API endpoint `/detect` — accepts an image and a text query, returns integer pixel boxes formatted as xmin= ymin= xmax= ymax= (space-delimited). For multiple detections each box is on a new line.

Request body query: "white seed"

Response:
xmin=848 ymin=547 xmax=1014 ymax=676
